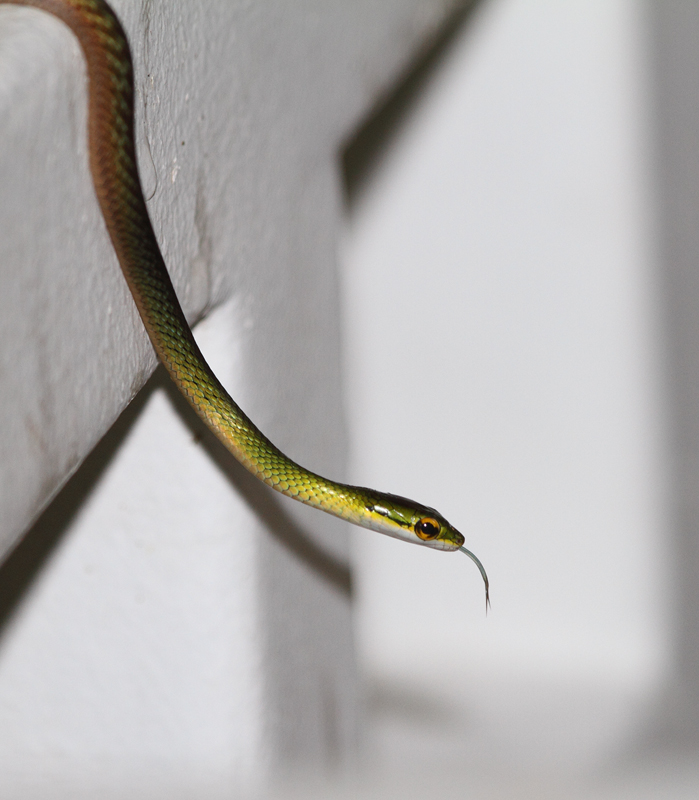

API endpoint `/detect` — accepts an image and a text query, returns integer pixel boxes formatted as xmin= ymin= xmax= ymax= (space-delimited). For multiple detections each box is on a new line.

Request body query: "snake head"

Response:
xmin=363 ymin=492 xmax=464 ymax=551
xmin=362 ymin=490 xmax=489 ymax=609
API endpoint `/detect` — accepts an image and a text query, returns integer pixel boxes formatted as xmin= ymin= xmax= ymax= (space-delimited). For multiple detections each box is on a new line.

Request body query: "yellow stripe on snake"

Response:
xmin=1 ymin=0 xmax=489 ymax=607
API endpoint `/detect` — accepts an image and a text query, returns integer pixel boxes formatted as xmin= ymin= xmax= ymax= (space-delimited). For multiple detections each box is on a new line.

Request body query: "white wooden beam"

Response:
xmin=0 ymin=1 xmax=464 ymax=794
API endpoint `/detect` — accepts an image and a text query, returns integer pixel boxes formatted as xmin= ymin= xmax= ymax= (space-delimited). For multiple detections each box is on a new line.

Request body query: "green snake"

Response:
xmin=2 ymin=0 xmax=489 ymax=607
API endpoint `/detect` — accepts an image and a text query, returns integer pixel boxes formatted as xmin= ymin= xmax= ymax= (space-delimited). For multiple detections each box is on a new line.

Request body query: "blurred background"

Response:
xmin=336 ymin=0 xmax=699 ymax=796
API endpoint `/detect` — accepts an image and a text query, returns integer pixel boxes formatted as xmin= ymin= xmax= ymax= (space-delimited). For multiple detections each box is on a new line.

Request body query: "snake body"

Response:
xmin=2 ymin=0 xmax=488 ymax=603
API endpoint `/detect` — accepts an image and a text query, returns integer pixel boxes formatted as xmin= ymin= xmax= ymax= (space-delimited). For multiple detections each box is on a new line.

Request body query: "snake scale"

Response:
xmin=2 ymin=0 xmax=488 ymax=606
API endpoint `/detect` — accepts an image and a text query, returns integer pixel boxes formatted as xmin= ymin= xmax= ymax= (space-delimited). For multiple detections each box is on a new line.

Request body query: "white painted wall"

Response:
xmin=0 ymin=1 xmax=465 ymax=797
xmin=6 ymin=0 xmax=699 ymax=795
xmin=343 ymin=0 xmax=695 ymax=795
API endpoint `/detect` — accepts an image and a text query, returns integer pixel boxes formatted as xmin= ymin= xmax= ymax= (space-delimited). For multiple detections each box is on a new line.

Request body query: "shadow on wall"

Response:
xmin=342 ymin=0 xmax=482 ymax=209
xmin=0 ymin=366 xmax=351 ymax=641
xmin=644 ymin=0 xmax=699 ymax=752
xmin=0 ymin=384 xmax=153 ymax=637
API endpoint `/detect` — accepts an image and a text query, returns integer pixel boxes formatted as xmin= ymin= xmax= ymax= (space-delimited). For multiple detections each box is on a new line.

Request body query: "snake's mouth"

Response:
xmin=429 ymin=537 xmax=462 ymax=551
xmin=431 ymin=527 xmax=464 ymax=551
xmin=452 ymin=530 xmax=466 ymax=549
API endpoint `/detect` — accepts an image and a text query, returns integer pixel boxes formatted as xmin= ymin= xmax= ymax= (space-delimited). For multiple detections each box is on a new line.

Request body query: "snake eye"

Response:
xmin=415 ymin=517 xmax=441 ymax=540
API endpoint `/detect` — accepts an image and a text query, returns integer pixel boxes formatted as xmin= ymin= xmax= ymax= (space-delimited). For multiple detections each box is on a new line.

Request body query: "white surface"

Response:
xmin=0 ymin=0 xmax=465 ymax=795
xmin=0 ymin=0 xmax=461 ymax=557
xmin=343 ymin=0 xmax=680 ymax=792
xmin=0 ymin=304 xmax=264 ymax=798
